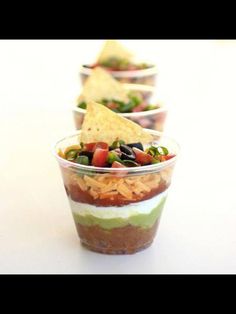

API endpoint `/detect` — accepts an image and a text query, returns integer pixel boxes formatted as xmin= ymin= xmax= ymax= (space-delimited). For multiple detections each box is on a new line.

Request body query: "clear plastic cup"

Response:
xmin=79 ymin=64 xmax=158 ymax=86
xmin=73 ymin=84 xmax=167 ymax=132
xmin=53 ymin=130 xmax=179 ymax=254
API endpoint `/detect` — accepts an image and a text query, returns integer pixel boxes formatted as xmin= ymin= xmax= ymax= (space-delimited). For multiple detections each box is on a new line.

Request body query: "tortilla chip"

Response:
xmin=80 ymin=101 xmax=153 ymax=145
xmin=78 ymin=67 xmax=129 ymax=103
xmin=96 ymin=40 xmax=133 ymax=63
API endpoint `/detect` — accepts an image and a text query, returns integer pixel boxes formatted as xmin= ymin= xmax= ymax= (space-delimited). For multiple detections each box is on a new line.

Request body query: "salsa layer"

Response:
xmin=62 ymin=167 xmax=173 ymax=206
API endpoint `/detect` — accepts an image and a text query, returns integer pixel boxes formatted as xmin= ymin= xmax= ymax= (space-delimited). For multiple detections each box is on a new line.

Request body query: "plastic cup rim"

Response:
xmin=52 ymin=129 xmax=180 ymax=174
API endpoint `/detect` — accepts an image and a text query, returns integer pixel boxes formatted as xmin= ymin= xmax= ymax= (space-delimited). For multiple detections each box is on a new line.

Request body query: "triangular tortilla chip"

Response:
xmin=80 ymin=101 xmax=153 ymax=145
xmin=78 ymin=67 xmax=129 ymax=103
xmin=96 ymin=40 xmax=133 ymax=63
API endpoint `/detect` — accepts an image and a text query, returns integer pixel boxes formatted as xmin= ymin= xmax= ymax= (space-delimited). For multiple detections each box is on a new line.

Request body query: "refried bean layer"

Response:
xmin=75 ymin=219 xmax=160 ymax=254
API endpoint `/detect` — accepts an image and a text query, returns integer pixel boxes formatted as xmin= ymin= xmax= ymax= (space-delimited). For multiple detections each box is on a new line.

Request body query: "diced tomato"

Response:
xmin=111 ymin=161 xmax=128 ymax=177
xmin=158 ymin=154 xmax=176 ymax=161
xmin=105 ymin=67 xmax=115 ymax=71
xmin=84 ymin=142 xmax=108 ymax=152
xmin=133 ymin=148 xmax=153 ymax=165
xmin=111 ymin=161 xmax=126 ymax=168
xmin=92 ymin=148 xmax=109 ymax=167
xmin=106 ymin=102 xmax=118 ymax=110
xmin=96 ymin=142 xmax=109 ymax=150
xmin=127 ymin=64 xmax=137 ymax=71
xmin=84 ymin=142 xmax=96 ymax=152
xmin=132 ymin=102 xmax=147 ymax=112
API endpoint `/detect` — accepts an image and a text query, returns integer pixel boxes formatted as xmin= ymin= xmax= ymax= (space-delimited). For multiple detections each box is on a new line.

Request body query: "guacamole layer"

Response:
xmin=72 ymin=196 xmax=167 ymax=230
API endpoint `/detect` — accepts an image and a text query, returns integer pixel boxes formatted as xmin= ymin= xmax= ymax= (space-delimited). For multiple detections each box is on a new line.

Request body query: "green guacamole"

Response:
xmin=72 ymin=196 xmax=167 ymax=230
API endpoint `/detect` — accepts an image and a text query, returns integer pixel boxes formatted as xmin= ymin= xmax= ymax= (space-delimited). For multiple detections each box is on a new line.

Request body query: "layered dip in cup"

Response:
xmin=80 ymin=40 xmax=158 ymax=86
xmin=54 ymin=101 xmax=179 ymax=254
xmin=74 ymin=67 xmax=167 ymax=131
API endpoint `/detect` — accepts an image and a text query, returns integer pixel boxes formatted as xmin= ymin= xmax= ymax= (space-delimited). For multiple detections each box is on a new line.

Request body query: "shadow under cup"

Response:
xmin=54 ymin=130 xmax=179 ymax=255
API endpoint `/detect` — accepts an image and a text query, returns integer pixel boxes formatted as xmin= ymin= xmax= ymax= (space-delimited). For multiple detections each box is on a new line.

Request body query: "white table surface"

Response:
xmin=0 ymin=40 xmax=236 ymax=274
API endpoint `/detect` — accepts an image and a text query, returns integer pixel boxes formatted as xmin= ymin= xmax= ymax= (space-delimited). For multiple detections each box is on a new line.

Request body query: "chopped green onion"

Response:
xmin=75 ymin=155 xmax=89 ymax=165
xmin=110 ymin=140 xmax=125 ymax=149
xmin=146 ymin=145 xmax=169 ymax=157
xmin=65 ymin=149 xmax=79 ymax=161
xmin=146 ymin=146 xmax=158 ymax=157
xmin=101 ymin=57 xmax=120 ymax=68
xmin=107 ymin=152 xmax=123 ymax=164
xmin=151 ymin=158 xmax=160 ymax=164
xmin=118 ymin=101 xmax=136 ymax=113
xmin=139 ymin=63 xmax=148 ymax=69
xmin=78 ymin=102 xmax=87 ymax=109
xmin=157 ymin=146 xmax=169 ymax=156
xmin=99 ymin=58 xmax=150 ymax=71
xmin=101 ymin=98 xmax=109 ymax=105
xmin=144 ymin=104 xmax=158 ymax=111
xmin=97 ymin=95 xmax=144 ymax=113
xmin=128 ymin=95 xmax=142 ymax=106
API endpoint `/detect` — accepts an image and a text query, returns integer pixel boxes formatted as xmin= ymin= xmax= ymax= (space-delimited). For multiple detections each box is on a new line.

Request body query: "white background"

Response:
xmin=0 ymin=40 xmax=236 ymax=274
